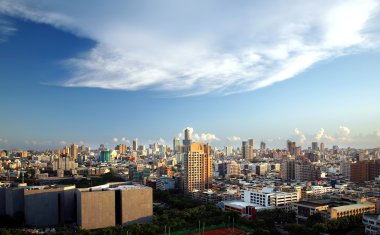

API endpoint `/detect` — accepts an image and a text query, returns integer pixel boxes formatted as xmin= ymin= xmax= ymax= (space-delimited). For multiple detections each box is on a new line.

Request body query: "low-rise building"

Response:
xmin=156 ymin=176 xmax=175 ymax=191
xmin=241 ymin=187 xmax=298 ymax=210
xmin=293 ymin=199 xmax=376 ymax=222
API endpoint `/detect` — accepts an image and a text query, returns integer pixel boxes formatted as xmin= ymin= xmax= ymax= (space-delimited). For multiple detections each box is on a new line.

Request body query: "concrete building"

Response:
xmin=350 ymin=160 xmax=380 ymax=183
xmin=2 ymin=183 xmax=152 ymax=230
xmin=255 ymin=164 xmax=268 ymax=176
xmin=241 ymin=187 xmax=298 ymax=210
xmin=293 ymin=200 xmax=375 ymax=222
xmin=182 ymin=128 xmax=192 ymax=147
xmin=183 ymin=142 xmax=212 ymax=193
xmin=157 ymin=176 xmax=175 ymax=191
xmin=76 ymin=184 xmax=153 ymax=230
xmin=260 ymin=141 xmax=266 ymax=151
xmin=362 ymin=214 xmax=380 ymax=235
xmin=24 ymin=185 xmax=76 ymax=227
xmin=227 ymin=161 xmax=240 ymax=176
xmin=1 ymin=185 xmax=76 ymax=227
xmin=116 ymin=144 xmax=127 ymax=155
xmin=311 ymin=142 xmax=318 ymax=151
xmin=280 ymin=160 xmax=296 ymax=180
xmin=133 ymin=138 xmax=138 ymax=151
xmin=70 ymin=144 xmax=78 ymax=159
xmin=173 ymin=138 xmax=181 ymax=154
xmin=100 ymin=150 xmax=111 ymax=162
xmin=242 ymin=140 xmax=254 ymax=160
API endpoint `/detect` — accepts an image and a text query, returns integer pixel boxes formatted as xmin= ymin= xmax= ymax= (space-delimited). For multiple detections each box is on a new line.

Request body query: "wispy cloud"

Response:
xmin=227 ymin=136 xmax=241 ymax=142
xmin=294 ymin=128 xmax=307 ymax=145
xmin=0 ymin=138 xmax=9 ymax=147
xmin=0 ymin=0 xmax=379 ymax=95
xmin=0 ymin=18 xmax=16 ymax=42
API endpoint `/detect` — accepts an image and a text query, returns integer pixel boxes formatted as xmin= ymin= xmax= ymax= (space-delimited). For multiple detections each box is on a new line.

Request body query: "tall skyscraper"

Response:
xmin=242 ymin=140 xmax=254 ymax=160
xmin=133 ymin=138 xmax=138 ymax=151
xmin=183 ymin=142 xmax=212 ymax=193
xmin=70 ymin=144 xmax=78 ymax=158
xmin=260 ymin=141 xmax=266 ymax=150
xmin=63 ymin=146 xmax=70 ymax=155
xmin=248 ymin=139 xmax=255 ymax=149
xmin=320 ymin=142 xmax=324 ymax=152
xmin=225 ymin=146 xmax=233 ymax=156
xmin=116 ymin=144 xmax=127 ymax=155
xmin=183 ymin=128 xmax=192 ymax=146
xmin=173 ymin=137 xmax=181 ymax=153
xmin=100 ymin=149 xmax=111 ymax=162
xmin=311 ymin=142 xmax=318 ymax=151
xmin=287 ymin=140 xmax=297 ymax=156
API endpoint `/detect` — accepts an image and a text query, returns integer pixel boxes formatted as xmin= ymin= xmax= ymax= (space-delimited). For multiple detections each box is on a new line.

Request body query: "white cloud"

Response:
xmin=0 ymin=0 xmax=379 ymax=95
xmin=58 ymin=140 xmax=67 ymax=146
xmin=193 ymin=133 xmax=220 ymax=142
xmin=112 ymin=137 xmax=119 ymax=142
xmin=25 ymin=140 xmax=52 ymax=146
xmin=0 ymin=19 xmax=16 ymax=42
xmin=158 ymin=137 xmax=166 ymax=145
xmin=294 ymin=128 xmax=307 ymax=145
xmin=121 ymin=137 xmax=130 ymax=144
xmin=79 ymin=140 xmax=85 ymax=145
xmin=376 ymin=131 xmax=380 ymax=137
xmin=315 ymin=128 xmax=325 ymax=141
xmin=338 ymin=125 xmax=351 ymax=141
xmin=227 ymin=136 xmax=241 ymax=142
xmin=0 ymin=138 xmax=9 ymax=146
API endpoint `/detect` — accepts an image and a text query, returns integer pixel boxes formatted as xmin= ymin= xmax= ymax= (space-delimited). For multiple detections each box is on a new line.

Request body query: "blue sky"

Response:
xmin=0 ymin=0 xmax=380 ymax=150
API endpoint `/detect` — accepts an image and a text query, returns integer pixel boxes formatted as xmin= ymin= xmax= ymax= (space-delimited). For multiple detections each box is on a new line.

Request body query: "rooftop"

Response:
xmin=332 ymin=202 xmax=374 ymax=212
xmin=224 ymin=200 xmax=268 ymax=210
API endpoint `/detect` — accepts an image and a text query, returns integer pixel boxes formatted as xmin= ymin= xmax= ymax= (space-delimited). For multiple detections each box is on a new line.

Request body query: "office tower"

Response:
xmin=225 ymin=146 xmax=233 ymax=156
xmin=173 ymin=137 xmax=181 ymax=153
xmin=100 ymin=149 xmax=111 ymax=162
xmin=311 ymin=142 xmax=318 ymax=151
xmin=248 ymin=139 xmax=255 ymax=149
xmin=99 ymin=144 xmax=105 ymax=151
xmin=183 ymin=142 xmax=212 ymax=193
xmin=133 ymin=138 xmax=138 ymax=151
xmin=320 ymin=142 xmax=324 ymax=152
xmin=62 ymin=146 xmax=70 ymax=156
xmin=280 ymin=160 xmax=296 ymax=180
xmin=287 ymin=140 xmax=297 ymax=156
xmin=116 ymin=144 xmax=127 ymax=155
xmin=70 ymin=144 xmax=78 ymax=159
xmin=260 ymin=141 xmax=266 ymax=151
xmin=242 ymin=140 xmax=254 ymax=160
xmin=183 ymin=128 xmax=192 ymax=146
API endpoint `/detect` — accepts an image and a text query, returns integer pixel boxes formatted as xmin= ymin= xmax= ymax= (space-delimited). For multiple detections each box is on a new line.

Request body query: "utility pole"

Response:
xmin=199 ymin=220 xmax=201 ymax=235
xmin=233 ymin=217 xmax=235 ymax=234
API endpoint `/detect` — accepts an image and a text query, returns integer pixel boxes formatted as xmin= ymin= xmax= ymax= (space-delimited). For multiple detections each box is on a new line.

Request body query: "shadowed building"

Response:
xmin=76 ymin=184 xmax=153 ymax=230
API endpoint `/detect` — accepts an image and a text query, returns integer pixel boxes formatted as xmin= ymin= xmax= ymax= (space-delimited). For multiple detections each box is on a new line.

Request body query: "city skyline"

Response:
xmin=1 ymin=0 xmax=380 ymax=149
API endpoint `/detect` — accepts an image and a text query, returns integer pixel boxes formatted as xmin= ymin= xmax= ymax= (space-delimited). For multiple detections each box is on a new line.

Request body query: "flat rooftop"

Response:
xmin=224 ymin=200 xmax=268 ymax=210
xmin=333 ymin=202 xmax=374 ymax=212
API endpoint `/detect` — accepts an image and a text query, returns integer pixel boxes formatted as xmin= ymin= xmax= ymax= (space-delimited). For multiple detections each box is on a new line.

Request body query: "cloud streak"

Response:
xmin=0 ymin=18 xmax=16 ymax=42
xmin=0 ymin=0 xmax=379 ymax=95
